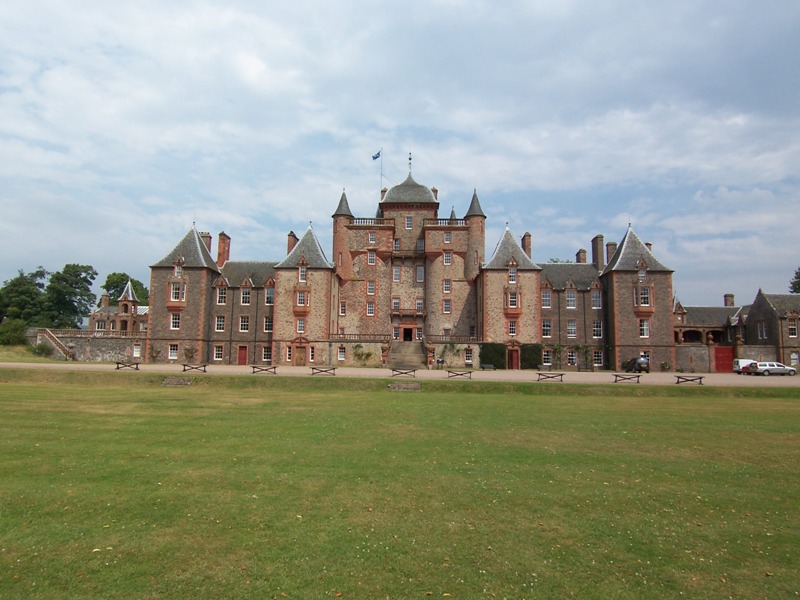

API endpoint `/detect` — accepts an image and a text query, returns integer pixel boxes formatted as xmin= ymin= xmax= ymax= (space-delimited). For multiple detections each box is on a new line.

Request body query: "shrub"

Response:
xmin=521 ymin=344 xmax=543 ymax=369
xmin=479 ymin=343 xmax=506 ymax=369
xmin=0 ymin=319 xmax=29 ymax=345
xmin=32 ymin=342 xmax=54 ymax=357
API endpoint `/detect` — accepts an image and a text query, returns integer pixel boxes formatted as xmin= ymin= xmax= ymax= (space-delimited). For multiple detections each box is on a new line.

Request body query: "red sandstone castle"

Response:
xmin=143 ymin=173 xmax=679 ymax=370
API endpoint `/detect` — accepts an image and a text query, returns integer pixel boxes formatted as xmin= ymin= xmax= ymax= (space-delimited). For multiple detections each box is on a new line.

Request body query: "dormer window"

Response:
xmin=174 ymin=264 xmax=183 ymax=278
xmin=638 ymin=268 xmax=646 ymax=282
xmin=298 ymin=265 xmax=307 ymax=282
xmin=508 ymin=267 xmax=517 ymax=284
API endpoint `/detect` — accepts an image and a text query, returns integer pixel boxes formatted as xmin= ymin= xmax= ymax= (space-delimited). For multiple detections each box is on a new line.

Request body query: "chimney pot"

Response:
xmin=606 ymin=241 xmax=618 ymax=264
xmin=521 ymin=232 xmax=532 ymax=258
xmin=287 ymin=231 xmax=299 ymax=254
xmin=724 ymin=293 xmax=735 ymax=307
xmin=591 ymin=234 xmax=605 ymax=269
xmin=576 ymin=249 xmax=587 ymax=264
xmin=216 ymin=232 xmax=231 ymax=267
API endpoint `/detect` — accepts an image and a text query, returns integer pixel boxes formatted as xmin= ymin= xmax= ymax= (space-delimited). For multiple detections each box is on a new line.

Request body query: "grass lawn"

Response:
xmin=1 ymin=369 xmax=798 ymax=599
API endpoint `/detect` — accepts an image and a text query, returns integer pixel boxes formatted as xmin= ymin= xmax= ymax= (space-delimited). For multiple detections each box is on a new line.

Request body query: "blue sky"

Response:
xmin=2 ymin=1 xmax=799 ymax=306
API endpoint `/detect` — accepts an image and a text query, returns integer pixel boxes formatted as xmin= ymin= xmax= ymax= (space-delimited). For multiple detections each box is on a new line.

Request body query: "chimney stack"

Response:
xmin=606 ymin=241 xmax=618 ymax=264
xmin=645 ymin=242 xmax=653 ymax=252
xmin=199 ymin=231 xmax=212 ymax=251
xmin=521 ymin=232 xmax=532 ymax=258
xmin=287 ymin=231 xmax=299 ymax=254
xmin=591 ymin=234 xmax=605 ymax=269
xmin=724 ymin=293 xmax=735 ymax=307
xmin=576 ymin=248 xmax=587 ymax=264
xmin=216 ymin=232 xmax=231 ymax=267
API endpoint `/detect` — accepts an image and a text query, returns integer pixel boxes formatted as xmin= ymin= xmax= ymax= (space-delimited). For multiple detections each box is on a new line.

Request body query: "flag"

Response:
xmin=372 ymin=150 xmax=381 ymax=160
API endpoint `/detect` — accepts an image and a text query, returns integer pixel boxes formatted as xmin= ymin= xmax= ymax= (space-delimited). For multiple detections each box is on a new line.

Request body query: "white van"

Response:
xmin=733 ymin=358 xmax=756 ymax=374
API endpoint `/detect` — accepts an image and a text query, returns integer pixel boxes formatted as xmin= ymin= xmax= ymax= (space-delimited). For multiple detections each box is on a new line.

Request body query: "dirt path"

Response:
xmin=2 ymin=361 xmax=798 ymax=388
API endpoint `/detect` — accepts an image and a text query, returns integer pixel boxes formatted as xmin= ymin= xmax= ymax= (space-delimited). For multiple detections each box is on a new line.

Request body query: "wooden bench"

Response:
xmin=537 ymin=372 xmax=564 ymax=382
xmin=182 ymin=364 xmax=207 ymax=373
xmin=251 ymin=365 xmax=277 ymax=375
xmin=481 ymin=364 xmax=496 ymax=371
xmin=447 ymin=370 xmax=472 ymax=379
xmin=537 ymin=364 xmax=552 ymax=371
xmin=115 ymin=361 xmax=140 ymax=371
xmin=311 ymin=366 xmax=336 ymax=376
xmin=391 ymin=368 xmax=416 ymax=378
xmin=613 ymin=373 xmax=640 ymax=383
xmin=675 ymin=374 xmax=704 ymax=385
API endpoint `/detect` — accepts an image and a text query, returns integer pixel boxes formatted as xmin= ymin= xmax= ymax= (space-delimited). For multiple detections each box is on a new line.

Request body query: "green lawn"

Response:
xmin=1 ymin=369 xmax=798 ymax=599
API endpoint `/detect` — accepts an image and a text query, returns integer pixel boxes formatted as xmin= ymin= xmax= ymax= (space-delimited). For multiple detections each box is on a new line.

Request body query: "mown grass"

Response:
xmin=1 ymin=369 xmax=798 ymax=599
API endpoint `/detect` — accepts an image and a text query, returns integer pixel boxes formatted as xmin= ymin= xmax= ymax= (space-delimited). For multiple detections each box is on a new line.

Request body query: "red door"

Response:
xmin=715 ymin=346 xmax=734 ymax=373
xmin=507 ymin=349 xmax=519 ymax=370
xmin=237 ymin=346 xmax=248 ymax=365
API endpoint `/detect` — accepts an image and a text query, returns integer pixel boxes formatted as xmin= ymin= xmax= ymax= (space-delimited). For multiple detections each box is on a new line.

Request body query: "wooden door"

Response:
xmin=237 ymin=346 xmax=248 ymax=365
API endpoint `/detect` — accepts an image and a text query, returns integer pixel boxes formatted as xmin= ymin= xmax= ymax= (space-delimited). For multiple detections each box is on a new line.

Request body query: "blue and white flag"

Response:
xmin=372 ymin=150 xmax=381 ymax=160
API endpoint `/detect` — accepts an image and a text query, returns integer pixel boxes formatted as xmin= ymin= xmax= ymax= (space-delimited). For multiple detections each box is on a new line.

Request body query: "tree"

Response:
xmin=41 ymin=264 xmax=98 ymax=328
xmin=790 ymin=266 xmax=800 ymax=293
xmin=0 ymin=268 xmax=49 ymax=324
xmin=100 ymin=272 xmax=149 ymax=305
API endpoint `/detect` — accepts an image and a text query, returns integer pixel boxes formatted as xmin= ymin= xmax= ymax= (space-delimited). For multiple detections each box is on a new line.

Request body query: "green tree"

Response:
xmin=790 ymin=266 xmax=800 ymax=293
xmin=41 ymin=264 xmax=98 ymax=328
xmin=0 ymin=268 xmax=49 ymax=324
xmin=100 ymin=272 xmax=149 ymax=305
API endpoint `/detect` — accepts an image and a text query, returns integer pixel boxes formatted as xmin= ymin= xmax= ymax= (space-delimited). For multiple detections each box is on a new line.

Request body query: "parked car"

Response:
xmin=750 ymin=362 xmax=797 ymax=376
xmin=733 ymin=358 xmax=756 ymax=374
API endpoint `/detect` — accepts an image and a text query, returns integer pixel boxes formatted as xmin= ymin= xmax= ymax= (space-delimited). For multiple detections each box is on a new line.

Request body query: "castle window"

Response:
xmin=416 ymin=298 xmax=424 ymax=313
xmin=265 ymin=287 xmax=274 ymax=305
xmin=405 ymin=216 xmax=413 ymax=229
xmin=394 ymin=238 xmax=401 ymax=252
xmin=287 ymin=346 xmax=292 ymax=361
xmin=757 ymin=321 xmax=767 ymax=340
xmin=309 ymin=347 xmax=315 ymax=362
xmin=443 ymin=279 xmax=451 ymax=293
xmin=789 ymin=319 xmax=798 ymax=338
xmin=171 ymin=283 xmax=182 ymax=301
xmin=416 ymin=327 xmax=423 ymax=340
xmin=296 ymin=319 xmax=305 ymax=334
xmin=593 ymin=320 xmax=602 ymax=338
xmin=416 ymin=238 xmax=425 ymax=252
xmin=241 ymin=288 xmax=251 ymax=305
xmin=214 ymin=346 xmax=223 ymax=361
xmin=170 ymin=313 xmax=181 ymax=330
xmin=542 ymin=319 xmax=552 ymax=338
xmin=215 ymin=316 xmax=225 ymax=332
xmin=508 ymin=291 xmax=518 ymax=308
xmin=174 ymin=265 xmax=182 ymax=278
xmin=640 ymin=287 xmax=651 ymax=307
xmin=298 ymin=266 xmax=307 ymax=282
xmin=96 ymin=320 xmax=106 ymax=331
xmin=262 ymin=347 xmax=272 ymax=363
xmin=217 ymin=287 xmax=227 ymax=305
xmin=443 ymin=251 xmax=452 ymax=266
xmin=393 ymin=266 xmax=401 ymax=282
xmin=416 ymin=265 xmax=424 ymax=282
xmin=444 ymin=231 xmax=452 ymax=244
xmin=264 ymin=316 xmax=273 ymax=333
xmin=542 ymin=350 xmax=552 ymax=365
xmin=567 ymin=350 xmax=577 ymax=366
xmin=566 ymin=290 xmax=576 ymax=309
xmin=339 ymin=301 xmax=346 ymax=316
xmin=464 ymin=348 xmax=472 ymax=364
xmin=508 ymin=267 xmax=517 ymax=284
xmin=593 ymin=350 xmax=604 ymax=366
xmin=366 ymin=301 xmax=375 ymax=316
xmin=508 ymin=320 xmax=517 ymax=336
xmin=367 ymin=281 xmax=375 ymax=295
xmin=567 ymin=319 xmax=576 ymax=337
xmin=168 ymin=344 xmax=178 ymax=360
xmin=338 ymin=347 xmax=346 ymax=361
xmin=443 ymin=299 xmax=451 ymax=314
xmin=133 ymin=343 xmax=141 ymax=358
xmin=639 ymin=268 xmax=647 ymax=282
xmin=297 ymin=291 xmax=308 ymax=306
xmin=591 ymin=290 xmax=602 ymax=309
xmin=368 ymin=251 xmax=376 ymax=265
xmin=392 ymin=297 xmax=400 ymax=311
xmin=369 ymin=231 xmax=376 ymax=244
xmin=240 ymin=316 xmax=249 ymax=332
xmin=541 ymin=289 xmax=551 ymax=309
xmin=639 ymin=318 xmax=650 ymax=338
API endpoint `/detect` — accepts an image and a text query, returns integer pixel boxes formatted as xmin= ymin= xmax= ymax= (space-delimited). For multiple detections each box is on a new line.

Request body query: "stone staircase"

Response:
xmin=387 ymin=340 xmax=427 ymax=370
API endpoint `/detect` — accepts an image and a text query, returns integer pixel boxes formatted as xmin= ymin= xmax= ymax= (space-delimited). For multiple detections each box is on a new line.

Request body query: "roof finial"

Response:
xmin=408 ymin=152 xmax=412 ymax=174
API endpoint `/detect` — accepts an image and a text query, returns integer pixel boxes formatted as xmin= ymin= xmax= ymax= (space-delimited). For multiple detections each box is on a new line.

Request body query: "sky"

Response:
xmin=2 ymin=1 xmax=799 ymax=306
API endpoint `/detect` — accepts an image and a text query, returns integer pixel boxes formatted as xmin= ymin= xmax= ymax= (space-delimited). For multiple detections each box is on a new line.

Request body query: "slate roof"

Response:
xmin=275 ymin=226 xmax=332 ymax=269
xmin=151 ymin=228 xmax=220 ymax=271
xmin=484 ymin=228 xmax=540 ymax=270
xmin=332 ymin=191 xmax=353 ymax=218
xmin=602 ymin=226 xmax=670 ymax=274
xmin=762 ymin=293 xmax=800 ymax=316
xmin=680 ymin=306 xmax=740 ymax=327
xmin=464 ymin=190 xmax=486 ymax=218
xmin=540 ymin=263 xmax=601 ymax=290
xmin=381 ymin=174 xmax=438 ymax=204
xmin=218 ymin=261 xmax=277 ymax=287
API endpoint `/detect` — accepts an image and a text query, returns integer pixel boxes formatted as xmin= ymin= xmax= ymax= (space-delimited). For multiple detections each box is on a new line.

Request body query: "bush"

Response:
xmin=32 ymin=342 xmax=54 ymax=357
xmin=0 ymin=319 xmax=29 ymax=345
xmin=521 ymin=344 xmax=543 ymax=369
xmin=479 ymin=343 xmax=506 ymax=369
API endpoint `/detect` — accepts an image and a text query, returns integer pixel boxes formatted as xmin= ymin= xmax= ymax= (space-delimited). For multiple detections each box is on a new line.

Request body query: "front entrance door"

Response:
xmin=507 ymin=349 xmax=519 ymax=370
xmin=237 ymin=346 xmax=248 ymax=365
xmin=294 ymin=346 xmax=307 ymax=366
xmin=403 ymin=328 xmax=413 ymax=342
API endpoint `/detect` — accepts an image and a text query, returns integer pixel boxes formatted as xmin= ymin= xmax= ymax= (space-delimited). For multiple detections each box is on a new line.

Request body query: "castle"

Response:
xmin=141 ymin=173 xmax=681 ymax=370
